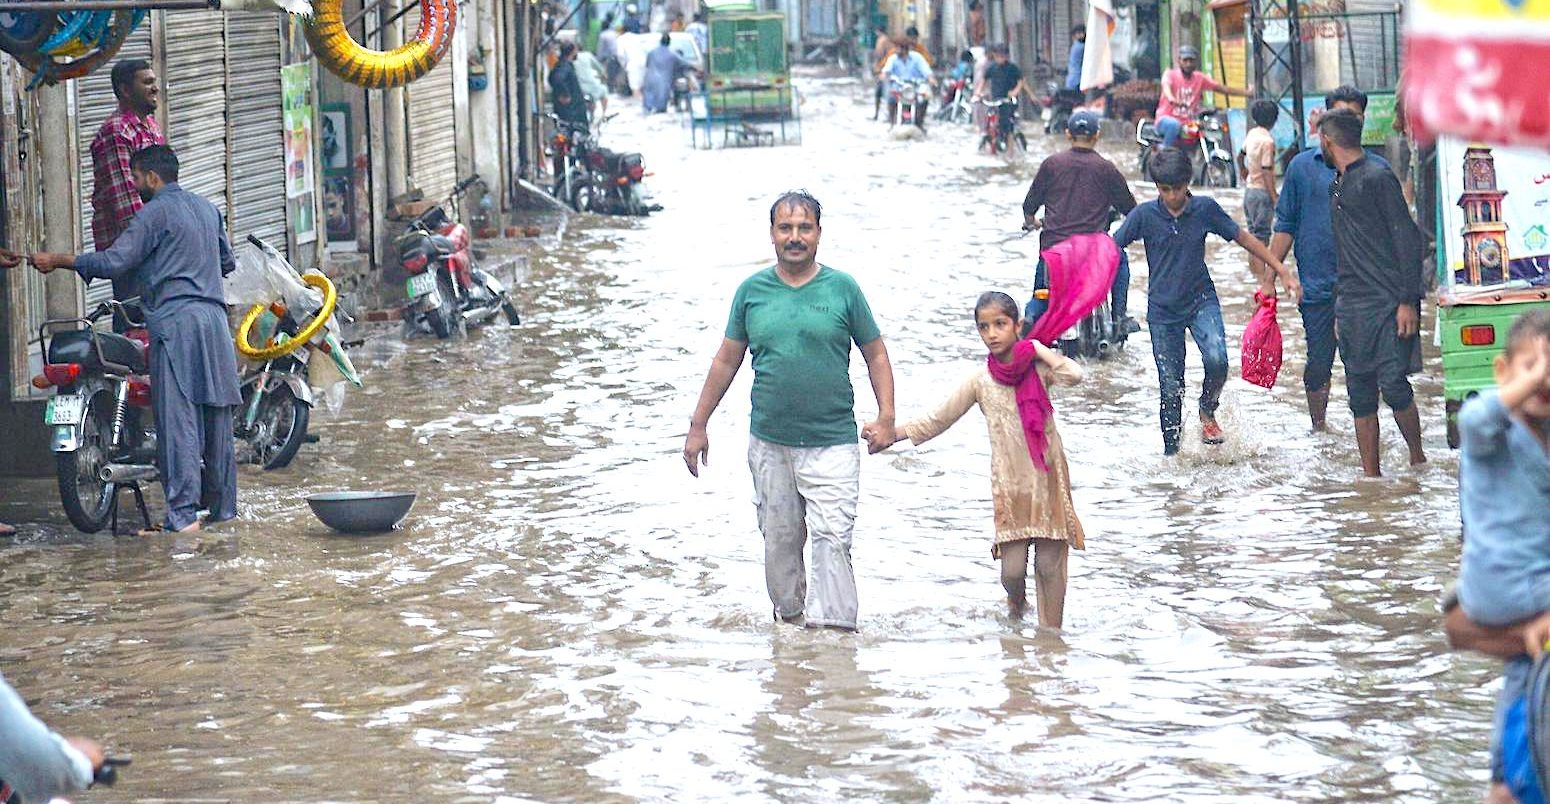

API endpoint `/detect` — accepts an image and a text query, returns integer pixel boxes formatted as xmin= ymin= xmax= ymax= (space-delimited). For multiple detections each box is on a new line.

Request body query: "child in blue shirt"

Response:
xmin=1455 ymin=310 xmax=1550 ymax=804
xmin=1113 ymin=149 xmax=1300 ymax=455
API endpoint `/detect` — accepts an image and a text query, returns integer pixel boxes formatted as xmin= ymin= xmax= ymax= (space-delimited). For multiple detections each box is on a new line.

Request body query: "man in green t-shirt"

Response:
xmin=683 ymin=192 xmax=897 ymax=631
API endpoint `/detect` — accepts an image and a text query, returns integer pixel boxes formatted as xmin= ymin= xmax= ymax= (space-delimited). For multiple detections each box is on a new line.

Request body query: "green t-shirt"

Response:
xmin=725 ymin=265 xmax=882 ymax=447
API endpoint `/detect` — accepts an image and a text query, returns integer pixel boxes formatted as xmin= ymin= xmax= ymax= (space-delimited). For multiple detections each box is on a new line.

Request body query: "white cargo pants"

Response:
xmin=747 ymin=436 xmax=861 ymax=630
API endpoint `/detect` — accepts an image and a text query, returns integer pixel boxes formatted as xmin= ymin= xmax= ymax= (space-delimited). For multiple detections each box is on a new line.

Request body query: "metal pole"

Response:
xmin=1287 ymin=0 xmax=1303 ymax=156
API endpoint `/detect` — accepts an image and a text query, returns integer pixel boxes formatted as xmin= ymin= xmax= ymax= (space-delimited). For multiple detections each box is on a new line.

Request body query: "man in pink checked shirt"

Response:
xmin=90 ymin=59 xmax=164 ymax=330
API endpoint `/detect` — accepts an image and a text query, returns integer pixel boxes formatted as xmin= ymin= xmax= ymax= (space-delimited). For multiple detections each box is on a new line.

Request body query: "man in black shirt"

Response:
xmin=548 ymin=42 xmax=589 ymax=127
xmin=977 ymin=43 xmax=1027 ymax=141
xmin=1319 ymin=107 xmax=1427 ymax=476
xmin=1021 ymin=110 xmax=1136 ymax=337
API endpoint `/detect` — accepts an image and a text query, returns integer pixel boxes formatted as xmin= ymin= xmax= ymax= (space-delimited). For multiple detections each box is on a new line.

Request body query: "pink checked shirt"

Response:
xmin=90 ymin=107 xmax=165 ymax=250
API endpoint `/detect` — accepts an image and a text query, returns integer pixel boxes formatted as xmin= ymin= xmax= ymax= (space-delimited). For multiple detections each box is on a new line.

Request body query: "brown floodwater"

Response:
xmin=0 ymin=72 xmax=1495 ymax=802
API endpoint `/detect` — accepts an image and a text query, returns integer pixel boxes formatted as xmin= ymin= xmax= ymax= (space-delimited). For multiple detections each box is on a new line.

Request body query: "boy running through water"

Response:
xmin=1114 ymin=149 xmax=1300 ymax=454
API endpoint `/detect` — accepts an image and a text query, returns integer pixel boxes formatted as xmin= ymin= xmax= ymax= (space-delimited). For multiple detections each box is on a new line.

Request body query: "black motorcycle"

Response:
xmin=547 ymin=113 xmax=658 ymax=216
xmin=396 ymin=175 xmax=519 ymax=339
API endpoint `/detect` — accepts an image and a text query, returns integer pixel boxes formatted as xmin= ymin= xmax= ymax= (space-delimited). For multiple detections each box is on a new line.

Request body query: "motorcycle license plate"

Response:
xmin=45 ymin=394 xmax=84 ymax=426
xmin=406 ymin=271 xmax=437 ymax=299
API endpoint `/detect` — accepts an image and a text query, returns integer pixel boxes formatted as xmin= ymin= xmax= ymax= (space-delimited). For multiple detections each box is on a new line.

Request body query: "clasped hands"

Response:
xmin=0 ymin=248 xmax=70 ymax=273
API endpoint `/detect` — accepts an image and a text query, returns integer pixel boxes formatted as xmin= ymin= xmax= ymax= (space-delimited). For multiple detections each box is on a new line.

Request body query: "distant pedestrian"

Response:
xmin=967 ymin=0 xmax=987 ymax=46
xmin=1114 ymin=148 xmax=1299 ymax=455
xmin=91 ymin=58 xmax=165 ymax=331
xmin=687 ymin=12 xmax=708 ymax=58
xmin=573 ymin=45 xmax=609 ymax=118
xmin=1318 ymin=107 xmax=1427 ymax=476
xmin=1241 ymin=99 xmax=1279 ymax=293
xmin=683 ymin=191 xmax=897 ymax=631
xmin=1065 ymin=24 xmax=1086 ymax=91
xmin=598 ymin=17 xmax=627 ymax=95
xmin=29 ymin=146 xmax=241 ymax=535
xmin=871 ymin=25 xmax=893 ymax=120
xmin=548 ymin=41 xmax=590 ymax=126
xmin=622 ymin=3 xmax=643 ymax=33
xmin=642 ymin=33 xmax=694 ymax=114
xmin=888 ymin=292 xmax=1086 ymax=626
xmin=1267 ymin=85 xmax=1390 ymax=431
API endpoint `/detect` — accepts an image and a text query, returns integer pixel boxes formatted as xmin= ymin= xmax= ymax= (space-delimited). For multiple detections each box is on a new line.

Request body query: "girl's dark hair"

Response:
xmin=769 ymin=190 xmax=821 ymax=225
xmin=974 ymin=291 xmax=1019 ymax=321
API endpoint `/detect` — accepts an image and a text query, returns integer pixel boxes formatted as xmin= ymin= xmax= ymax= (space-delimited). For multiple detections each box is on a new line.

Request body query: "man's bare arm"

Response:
xmin=858 ymin=337 xmax=896 ymax=453
xmin=683 ymin=338 xmax=747 ymax=477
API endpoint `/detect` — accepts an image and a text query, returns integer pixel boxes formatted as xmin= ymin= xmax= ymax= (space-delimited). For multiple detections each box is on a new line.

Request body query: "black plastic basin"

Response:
xmin=306 ymin=491 xmax=416 ymax=533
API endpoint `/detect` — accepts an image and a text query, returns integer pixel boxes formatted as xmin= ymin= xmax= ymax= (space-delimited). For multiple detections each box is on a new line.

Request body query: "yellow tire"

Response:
xmin=304 ymin=0 xmax=456 ymax=89
xmin=236 ymin=273 xmax=337 ymax=361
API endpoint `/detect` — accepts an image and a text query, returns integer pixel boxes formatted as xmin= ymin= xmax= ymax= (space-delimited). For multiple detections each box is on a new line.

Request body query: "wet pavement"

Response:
xmin=0 ymin=71 xmax=1497 ymax=801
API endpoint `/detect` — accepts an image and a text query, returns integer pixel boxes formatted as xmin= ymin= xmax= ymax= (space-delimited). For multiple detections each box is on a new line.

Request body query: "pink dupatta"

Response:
xmin=986 ymin=233 xmax=1120 ymax=471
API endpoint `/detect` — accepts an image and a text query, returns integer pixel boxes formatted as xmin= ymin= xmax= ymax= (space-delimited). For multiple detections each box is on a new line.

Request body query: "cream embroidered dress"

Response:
xmin=902 ymin=356 xmax=1086 ymax=557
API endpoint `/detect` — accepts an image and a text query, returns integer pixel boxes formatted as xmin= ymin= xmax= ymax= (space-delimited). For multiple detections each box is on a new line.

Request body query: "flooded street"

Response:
xmin=2 ymin=72 xmax=1495 ymax=801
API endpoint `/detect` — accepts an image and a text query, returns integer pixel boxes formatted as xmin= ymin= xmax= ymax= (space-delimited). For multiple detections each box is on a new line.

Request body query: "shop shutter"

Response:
xmin=406 ymin=5 xmax=458 ymax=203
xmin=225 ymin=13 xmax=287 ymax=255
xmin=161 ymin=11 xmax=229 ymax=218
xmin=1342 ymin=0 xmax=1401 ymax=90
xmin=1053 ymin=0 xmax=1073 ymax=72
xmin=76 ymin=21 xmax=152 ymax=311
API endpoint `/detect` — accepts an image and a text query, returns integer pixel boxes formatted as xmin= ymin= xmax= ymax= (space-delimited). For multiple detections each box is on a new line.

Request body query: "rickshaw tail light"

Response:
xmin=1460 ymin=324 xmax=1496 ymax=346
xmin=40 ymin=363 xmax=81 ymax=387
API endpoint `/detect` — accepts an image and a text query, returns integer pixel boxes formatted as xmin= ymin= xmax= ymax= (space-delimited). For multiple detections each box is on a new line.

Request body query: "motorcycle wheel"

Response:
xmin=501 ymin=297 xmax=521 ymax=325
xmin=57 ymin=389 xmax=118 ymax=534
xmin=1205 ymin=158 xmax=1234 ymax=189
xmin=251 ymin=385 xmax=310 ymax=470
xmin=1139 ymin=148 xmax=1154 ymax=182
xmin=429 ymin=272 xmax=459 ymax=339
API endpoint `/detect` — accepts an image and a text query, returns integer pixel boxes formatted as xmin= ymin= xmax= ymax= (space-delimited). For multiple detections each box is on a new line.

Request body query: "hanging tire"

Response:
xmin=251 ymin=385 xmax=310 ymax=470
xmin=57 ymin=389 xmax=118 ymax=533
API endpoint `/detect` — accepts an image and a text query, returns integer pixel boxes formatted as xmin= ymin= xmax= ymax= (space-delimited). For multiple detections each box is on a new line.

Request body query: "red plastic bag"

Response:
xmin=1240 ymin=291 xmax=1283 ymax=389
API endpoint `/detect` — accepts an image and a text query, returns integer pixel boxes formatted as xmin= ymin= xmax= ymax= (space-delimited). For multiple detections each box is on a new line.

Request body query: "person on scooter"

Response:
xmin=879 ymin=39 xmax=935 ymax=130
xmin=0 ymin=671 xmax=107 ymax=803
xmin=975 ymin=43 xmax=1029 ymax=143
xmin=1020 ymin=110 xmax=1136 ymax=339
xmin=28 ymin=145 xmax=242 ymax=536
xmin=1154 ymin=46 xmax=1249 ymax=149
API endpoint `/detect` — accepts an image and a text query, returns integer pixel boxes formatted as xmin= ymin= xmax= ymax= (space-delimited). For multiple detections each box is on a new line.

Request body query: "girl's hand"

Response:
xmin=1030 ymin=339 xmax=1059 ymax=364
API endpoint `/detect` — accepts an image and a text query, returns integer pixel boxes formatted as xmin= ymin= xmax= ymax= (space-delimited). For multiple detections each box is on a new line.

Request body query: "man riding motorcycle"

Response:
xmin=975 ymin=43 xmax=1029 ymax=142
xmin=1020 ymin=110 xmax=1137 ymax=338
xmin=878 ymin=39 xmax=935 ymax=130
xmin=1153 ymin=46 xmax=1249 ymax=149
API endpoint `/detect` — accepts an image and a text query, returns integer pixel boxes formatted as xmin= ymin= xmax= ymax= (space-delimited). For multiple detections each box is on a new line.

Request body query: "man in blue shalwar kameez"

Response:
xmin=30 ymin=145 xmax=240 ymax=534
xmin=642 ymin=33 xmax=694 ymax=115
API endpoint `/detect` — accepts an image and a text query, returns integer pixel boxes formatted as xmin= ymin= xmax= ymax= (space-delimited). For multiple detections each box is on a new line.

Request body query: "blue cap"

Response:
xmin=1066 ymin=110 xmax=1101 ymax=136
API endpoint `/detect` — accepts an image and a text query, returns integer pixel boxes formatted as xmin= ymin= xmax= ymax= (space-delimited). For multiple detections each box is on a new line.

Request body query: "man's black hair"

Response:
xmin=110 ymin=58 xmax=151 ymax=101
xmin=1317 ymin=107 xmax=1363 ymax=150
xmin=905 ymin=25 xmax=919 ymax=37
xmin=1150 ymin=148 xmax=1193 ymax=186
xmin=1250 ymin=99 xmax=1279 ymax=129
xmin=1324 ymin=84 xmax=1369 ymax=112
xmin=1071 ymin=23 xmax=1086 ymax=37
xmin=558 ymin=41 xmax=576 ymax=58
xmin=659 ymin=32 xmax=671 ymax=46
xmin=129 ymin=145 xmax=179 ymax=183
xmin=769 ymin=190 xmax=821 ymax=226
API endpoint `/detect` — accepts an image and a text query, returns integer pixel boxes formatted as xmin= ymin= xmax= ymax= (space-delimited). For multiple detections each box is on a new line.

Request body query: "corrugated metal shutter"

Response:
xmin=1341 ymin=0 xmax=1400 ymax=90
xmin=162 ymin=11 xmax=229 ymax=218
xmin=804 ymin=0 xmax=839 ymax=38
xmin=407 ymin=5 xmax=458 ymax=202
xmin=225 ymin=13 xmax=287 ymax=255
xmin=76 ymin=22 xmax=153 ymax=311
xmin=1053 ymin=0 xmax=1074 ymax=71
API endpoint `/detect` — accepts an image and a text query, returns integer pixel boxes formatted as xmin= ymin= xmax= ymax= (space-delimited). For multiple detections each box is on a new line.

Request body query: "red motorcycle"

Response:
xmin=397 ymin=175 xmax=519 ymax=338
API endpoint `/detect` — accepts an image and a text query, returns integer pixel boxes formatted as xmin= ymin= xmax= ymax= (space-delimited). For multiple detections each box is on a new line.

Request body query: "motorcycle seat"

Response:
xmin=1138 ymin=120 xmax=1159 ymax=140
xmin=48 ymin=329 xmax=147 ymax=373
xmin=428 ymin=234 xmax=456 ymax=255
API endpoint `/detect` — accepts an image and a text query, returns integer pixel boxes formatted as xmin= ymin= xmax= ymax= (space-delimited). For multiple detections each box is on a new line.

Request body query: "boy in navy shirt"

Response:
xmin=1115 ymin=149 xmax=1301 ymax=454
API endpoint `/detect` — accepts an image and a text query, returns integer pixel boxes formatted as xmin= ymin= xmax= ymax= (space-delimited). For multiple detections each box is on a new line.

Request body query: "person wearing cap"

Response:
xmin=1021 ymin=109 xmax=1136 ymax=337
xmin=1154 ymin=45 xmax=1249 ymax=149
xmin=622 ymin=3 xmax=642 ymax=34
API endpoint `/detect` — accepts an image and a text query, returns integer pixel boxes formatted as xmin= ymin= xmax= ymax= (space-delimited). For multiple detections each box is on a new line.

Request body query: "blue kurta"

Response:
xmin=642 ymin=45 xmax=691 ymax=113
xmin=73 ymin=182 xmax=240 ymax=530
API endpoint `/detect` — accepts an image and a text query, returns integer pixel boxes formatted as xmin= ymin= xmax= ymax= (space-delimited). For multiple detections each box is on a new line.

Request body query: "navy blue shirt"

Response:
xmin=1114 ymin=195 xmax=1240 ymax=325
xmin=1273 ymin=148 xmax=1390 ymax=305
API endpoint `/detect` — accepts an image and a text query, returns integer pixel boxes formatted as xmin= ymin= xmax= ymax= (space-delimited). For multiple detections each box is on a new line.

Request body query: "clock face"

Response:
xmin=1479 ymin=238 xmax=1503 ymax=269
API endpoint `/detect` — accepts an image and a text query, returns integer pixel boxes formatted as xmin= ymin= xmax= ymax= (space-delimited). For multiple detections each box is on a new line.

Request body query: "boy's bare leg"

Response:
xmin=1307 ymin=386 xmax=1330 ymax=432
xmin=1000 ymin=540 xmax=1029 ymax=618
xmin=1354 ymin=415 xmax=1382 ymax=477
xmin=1032 ymin=540 xmax=1069 ymax=629
xmin=1393 ymin=403 xmax=1427 ymax=466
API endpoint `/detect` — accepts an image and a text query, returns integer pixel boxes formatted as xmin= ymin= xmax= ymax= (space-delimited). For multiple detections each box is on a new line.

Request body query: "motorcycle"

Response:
xmin=547 ymin=113 xmax=657 ymax=216
xmin=887 ymin=79 xmax=930 ymax=128
xmin=1020 ymin=225 xmax=1138 ymax=361
xmin=226 ymin=234 xmax=363 ymax=470
xmin=980 ymin=96 xmax=1028 ymax=155
xmin=1042 ymin=82 xmax=1085 ymax=135
xmin=397 ymin=174 xmax=521 ymax=339
xmin=1136 ymin=107 xmax=1235 ymax=188
xmin=933 ymin=77 xmax=973 ymax=124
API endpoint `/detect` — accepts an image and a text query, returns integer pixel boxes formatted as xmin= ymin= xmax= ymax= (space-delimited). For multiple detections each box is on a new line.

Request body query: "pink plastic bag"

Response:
xmin=1240 ymin=291 xmax=1283 ymax=389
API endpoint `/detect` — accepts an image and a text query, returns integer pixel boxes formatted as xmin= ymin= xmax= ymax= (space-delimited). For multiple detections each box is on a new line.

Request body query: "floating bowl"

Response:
xmin=306 ymin=491 xmax=416 ymax=533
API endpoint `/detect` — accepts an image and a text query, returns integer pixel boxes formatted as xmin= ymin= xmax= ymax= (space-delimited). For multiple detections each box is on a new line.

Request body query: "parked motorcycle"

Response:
xmin=397 ymin=174 xmax=521 ymax=338
xmin=1136 ymin=108 xmax=1235 ymax=188
xmin=887 ymin=79 xmax=929 ymax=128
xmin=546 ymin=113 xmax=658 ymax=216
xmin=227 ymin=234 xmax=362 ymax=470
xmin=1042 ymin=82 xmax=1085 ymax=135
xmin=980 ymin=96 xmax=1028 ymax=155
xmin=933 ymin=77 xmax=973 ymax=124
